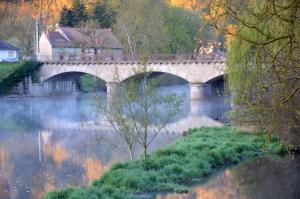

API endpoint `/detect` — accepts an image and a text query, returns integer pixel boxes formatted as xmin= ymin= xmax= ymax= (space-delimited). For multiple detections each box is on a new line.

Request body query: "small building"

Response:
xmin=0 ymin=40 xmax=19 ymax=62
xmin=38 ymin=25 xmax=123 ymax=62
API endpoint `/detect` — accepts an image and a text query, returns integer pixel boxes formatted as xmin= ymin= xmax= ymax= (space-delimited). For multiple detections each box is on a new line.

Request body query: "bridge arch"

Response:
xmin=120 ymin=71 xmax=189 ymax=84
xmin=203 ymin=74 xmax=224 ymax=84
xmin=39 ymin=61 xmax=226 ymax=99
xmin=42 ymin=71 xmax=106 ymax=83
xmin=117 ymin=65 xmax=191 ymax=83
xmin=39 ymin=63 xmax=111 ymax=82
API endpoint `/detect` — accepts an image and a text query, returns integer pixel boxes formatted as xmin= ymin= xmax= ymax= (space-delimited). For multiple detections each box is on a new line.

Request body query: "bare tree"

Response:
xmin=0 ymin=3 xmax=35 ymax=57
xmin=99 ymin=65 xmax=184 ymax=160
xmin=113 ymin=0 xmax=167 ymax=56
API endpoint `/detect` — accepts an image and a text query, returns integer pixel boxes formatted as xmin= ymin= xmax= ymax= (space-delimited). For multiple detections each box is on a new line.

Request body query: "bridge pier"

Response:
xmin=190 ymin=83 xmax=206 ymax=100
xmin=106 ymin=82 xmax=120 ymax=103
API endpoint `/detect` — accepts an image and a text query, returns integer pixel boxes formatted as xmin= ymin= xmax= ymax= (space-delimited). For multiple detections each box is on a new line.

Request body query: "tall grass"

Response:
xmin=44 ymin=126 xmax=286 ymax=199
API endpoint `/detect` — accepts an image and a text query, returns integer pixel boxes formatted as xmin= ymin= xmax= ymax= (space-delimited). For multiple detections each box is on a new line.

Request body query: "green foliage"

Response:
xmin=72 ymin=0 xmax=89 ymax=25
xmin=113 ymin=0 xmax=202 ymax=54
xmin=223 ymin=0 xmax=300 ymax=143
xmin=113 ymin=0 xmax=167 ymax=54
xmin=91 ymin=2 xmax=116 ymax=28
xmin=0 ymin=61 xmax=42 ymax=95
xmin=58 ymin=0 xmax=117 ymax=28
xmin=44 ymin=127 xmax=286 ymax=199
xmin=163 ymin=6 xmax=201 ymax=53
xmin=0 ymin=62 xmax=23 ymax=81
xmin=57 ymin=0 xmax=207 ymax=54
xmin=79 ymin=74 xmax=94 ymax=92
xmin=59 ymin=6 xmax=76 ymax=27
xmin=78 ymin=74 xmax=106 ymax=92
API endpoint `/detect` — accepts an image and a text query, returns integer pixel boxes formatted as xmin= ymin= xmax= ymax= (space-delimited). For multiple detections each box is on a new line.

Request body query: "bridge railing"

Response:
xmin=40 ymin=53 xmax=226 ymax=63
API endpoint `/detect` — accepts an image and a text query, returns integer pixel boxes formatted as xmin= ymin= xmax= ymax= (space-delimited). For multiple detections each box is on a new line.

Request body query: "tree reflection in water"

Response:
xmin=156 ymin=155 xmax=300 ymax=199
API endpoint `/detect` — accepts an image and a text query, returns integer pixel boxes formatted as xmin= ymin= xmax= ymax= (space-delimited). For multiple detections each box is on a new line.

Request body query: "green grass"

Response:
xmin=0 ymin=62 xmax=23 ymax=81
xmin=44 ymin=126 xmax=287 ymax=199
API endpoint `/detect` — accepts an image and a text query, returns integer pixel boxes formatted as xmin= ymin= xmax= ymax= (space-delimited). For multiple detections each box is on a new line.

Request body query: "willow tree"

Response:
xmin=206 ymin=0 xmax=300 ymax=144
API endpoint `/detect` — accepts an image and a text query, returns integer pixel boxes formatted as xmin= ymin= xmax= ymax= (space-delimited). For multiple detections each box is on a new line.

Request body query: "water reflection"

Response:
xmin=156 ymin=155 xmax=300 ymax=199
xmin=0 ymin=85 xmax=231 ymax=199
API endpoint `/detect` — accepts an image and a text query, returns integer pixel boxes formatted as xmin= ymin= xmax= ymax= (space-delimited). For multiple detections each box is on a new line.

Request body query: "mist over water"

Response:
xmin=0 ymin=84 xmax=231 ymax=199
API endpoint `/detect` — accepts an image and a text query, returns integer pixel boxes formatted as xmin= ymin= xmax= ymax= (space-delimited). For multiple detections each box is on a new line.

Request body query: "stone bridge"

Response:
xmin=39 ymin=59 xmax=225 ymax=99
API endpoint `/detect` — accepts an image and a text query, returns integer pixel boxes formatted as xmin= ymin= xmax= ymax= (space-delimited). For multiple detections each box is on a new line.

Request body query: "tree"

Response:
xmin=91 ymin=1 xmax=116 ymax=28
xmin=0 ymin=3 xmax=35 ymax=56
xmin=59 ymin=6 xmax=75 ymax=27
xmin=206 ymin=0 xmax=300 ymax=144
xmin=72 ymin=0 xmax=89 ymax=26
xmin=113 ymin=0 xmax=168 ymax=55
xmin=100 ymin=66 xmax=184 ymax=160
xmin=163 ymin=6 xmax=202 ymax=53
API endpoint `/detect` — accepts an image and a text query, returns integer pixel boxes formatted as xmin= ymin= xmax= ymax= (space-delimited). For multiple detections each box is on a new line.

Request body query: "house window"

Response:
xmin=8 ymin=51 xmax=15 ymax=58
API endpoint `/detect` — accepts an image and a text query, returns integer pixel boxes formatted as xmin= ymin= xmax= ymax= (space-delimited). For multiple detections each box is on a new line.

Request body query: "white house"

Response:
xmin=38 ymin=25 xmax=123 ymax=62
xmin=0 ymin=40 xmax=19 ymax=62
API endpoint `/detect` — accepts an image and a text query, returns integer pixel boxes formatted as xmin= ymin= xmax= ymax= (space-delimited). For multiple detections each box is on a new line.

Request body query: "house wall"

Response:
xmin=39 ymin=33 xmax=53 ymax=61
xmin=38 ymin=31 xmax=123 ymax=61
xmin=52 ymin=48 xmax=81 ymax=61
xmin=101 ymin=49 xmax=123 ymax=58
xmin=52 ymin=48 xmax=123 ymax=61
xmin=0 ymin=50 xmax=17 ymax=62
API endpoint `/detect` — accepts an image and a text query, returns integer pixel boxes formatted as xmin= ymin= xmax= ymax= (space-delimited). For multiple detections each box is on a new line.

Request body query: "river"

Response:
xmin=0 ymin=84 xmax=231 ymax=199
xmin=155 ymin=155 xmax=300 ymax=199
xmin=3 ymin=83 xmax=297 ymax=199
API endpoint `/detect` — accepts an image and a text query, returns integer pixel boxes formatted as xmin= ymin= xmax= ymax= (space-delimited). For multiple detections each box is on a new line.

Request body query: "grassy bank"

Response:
xmin=44 ymin=127 xmax=286 ymax=199
xmin=0 ymin=61 xmax=42 ymax=95
xmin=0 ymin=62 xmax=23 ymax=81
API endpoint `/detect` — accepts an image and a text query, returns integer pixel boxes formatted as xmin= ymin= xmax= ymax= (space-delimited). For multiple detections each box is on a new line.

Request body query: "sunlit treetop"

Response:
xmin=168 ymin=0 xmax=208 ymax=10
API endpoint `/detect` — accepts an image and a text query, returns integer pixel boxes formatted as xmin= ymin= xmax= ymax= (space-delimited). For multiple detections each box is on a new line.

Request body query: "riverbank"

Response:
xmin=0 ymin=61 xmax=42 ymax=95
xmin=0 ymin=62 xmax=23 ymax=81
xmin=44 ymin=126 xmax=286 ymax=199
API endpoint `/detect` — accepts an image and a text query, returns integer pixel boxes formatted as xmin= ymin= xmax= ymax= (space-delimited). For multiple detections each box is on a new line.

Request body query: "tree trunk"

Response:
xmin=127 ymin=145 xmax=134 ymax=160
xmin=143 ymin=145 xmax=147 ymax=160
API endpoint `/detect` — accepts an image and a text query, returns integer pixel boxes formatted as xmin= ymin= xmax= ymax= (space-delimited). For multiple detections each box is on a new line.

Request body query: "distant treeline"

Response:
xmin=0 ymin=0 xmax=225 ymax=57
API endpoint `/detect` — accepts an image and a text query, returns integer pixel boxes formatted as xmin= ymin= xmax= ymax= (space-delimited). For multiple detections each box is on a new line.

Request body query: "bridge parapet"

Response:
xmin=42 ymin=59 xmax=225 ymax=66
xmin=40 ymin=53 xmax=226 ymax=63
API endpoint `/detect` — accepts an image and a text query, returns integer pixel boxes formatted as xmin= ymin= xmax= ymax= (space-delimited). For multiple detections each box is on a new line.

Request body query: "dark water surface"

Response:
xmin=155 ymin=155 xmax=300 ymax=199
xmin=0 ymin=85 xmax=231 ymax=199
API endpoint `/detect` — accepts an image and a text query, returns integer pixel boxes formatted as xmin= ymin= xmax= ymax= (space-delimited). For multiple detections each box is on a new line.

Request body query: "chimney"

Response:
xmin=55 ymin=23 xmax=60 ymax=31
